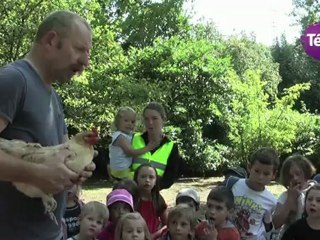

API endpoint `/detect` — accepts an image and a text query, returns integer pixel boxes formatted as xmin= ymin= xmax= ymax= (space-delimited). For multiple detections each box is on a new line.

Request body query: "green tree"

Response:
xmin=224 ymin=36 xmax=282 ymax=98
xmin=102 ymin=0 xmax=190 ymax=50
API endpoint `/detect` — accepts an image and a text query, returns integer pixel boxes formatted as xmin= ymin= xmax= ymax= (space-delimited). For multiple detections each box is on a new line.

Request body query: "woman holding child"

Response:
xmin=131 ymin=102 xmax=181 ymax=190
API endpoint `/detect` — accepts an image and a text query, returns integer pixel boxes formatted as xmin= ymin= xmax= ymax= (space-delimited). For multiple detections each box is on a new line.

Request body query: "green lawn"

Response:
xmin=81 ymin=177 xmax=286 ymax=206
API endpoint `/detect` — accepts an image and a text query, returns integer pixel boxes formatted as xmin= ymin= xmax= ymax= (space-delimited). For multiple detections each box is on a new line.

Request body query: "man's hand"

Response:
xmin=30 ymin=150 xmax=79 ymax=194
xmin=76 ymin=148 xmax=97 ymax=184
xmin=76 ymin=161 xmax=96 ymax=184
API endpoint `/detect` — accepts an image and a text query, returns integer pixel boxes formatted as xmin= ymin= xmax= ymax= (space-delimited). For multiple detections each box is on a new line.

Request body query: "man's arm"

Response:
xmin=0 ymin=117 xmax=78 ymax=194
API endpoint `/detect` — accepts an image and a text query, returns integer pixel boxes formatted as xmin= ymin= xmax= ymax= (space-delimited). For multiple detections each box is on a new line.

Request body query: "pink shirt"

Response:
xmin=97 ymin=222 xmax=116 ymax=240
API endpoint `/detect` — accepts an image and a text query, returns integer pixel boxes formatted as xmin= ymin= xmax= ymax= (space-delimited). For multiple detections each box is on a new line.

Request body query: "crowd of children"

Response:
xmin=63 ymin=148 xmax=320 ymax=240
xmin=61 ymin=105 xmax=320 ymax=240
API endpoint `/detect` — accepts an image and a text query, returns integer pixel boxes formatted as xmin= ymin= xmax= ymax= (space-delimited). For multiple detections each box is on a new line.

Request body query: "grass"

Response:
xmin=81 ymin=177 xmax=286 ymax=206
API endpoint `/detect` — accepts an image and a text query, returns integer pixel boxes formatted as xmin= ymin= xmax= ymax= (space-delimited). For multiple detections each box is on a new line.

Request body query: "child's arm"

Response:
xmin=151 ymin=209 xmax=168 ymax=240
xmin=151 ymin=226 xmax=167 ymax=240
xmin=160 ymin=208 xmax=168 ymax=226
xmin=195 ymin=221 xmax=218 ymax=240
xmin=272 ymin=186 xmax=300 ymax=229
xmin=115 ymin=134 xmax=157 ymax=157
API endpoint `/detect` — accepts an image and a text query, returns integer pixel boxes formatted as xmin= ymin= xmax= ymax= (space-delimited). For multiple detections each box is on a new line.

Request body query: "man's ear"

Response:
xmin=41 ymin=30 xmax=60 ymax=48
xmin=272 ymin=170 xmax=278 ymax=181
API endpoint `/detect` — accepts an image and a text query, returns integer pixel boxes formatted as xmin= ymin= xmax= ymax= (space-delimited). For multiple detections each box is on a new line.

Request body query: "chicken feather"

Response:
xmin=0 ymin=129 xmax=99 ymax=224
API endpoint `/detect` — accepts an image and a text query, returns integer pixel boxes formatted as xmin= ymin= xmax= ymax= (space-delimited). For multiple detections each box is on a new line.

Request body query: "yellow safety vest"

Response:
xmin=131 ymin=133 xmax=174 ymax=176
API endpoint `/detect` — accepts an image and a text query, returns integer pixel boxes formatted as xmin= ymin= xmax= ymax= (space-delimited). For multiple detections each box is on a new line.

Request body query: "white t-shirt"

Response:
xmin=109 ymin=131 xmax=133 ymax=170
xmin=231 ymin=179 xmax=277 ymax=240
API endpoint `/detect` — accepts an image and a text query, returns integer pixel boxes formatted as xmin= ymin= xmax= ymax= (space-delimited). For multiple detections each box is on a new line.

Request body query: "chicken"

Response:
xmin=0 ymin=128 xmax=99 ymax=224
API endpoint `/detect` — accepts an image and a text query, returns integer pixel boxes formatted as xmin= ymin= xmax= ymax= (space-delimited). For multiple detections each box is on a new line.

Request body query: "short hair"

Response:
xmin=80 ymin=201 xmax=109 ymax=224
xmin=280 ymin=154 xmax=316 ymax=188
xmin=168 ymin=204 xmax=198 ymax=230
xmin=143 ymin=102 xmax=167 ymax=121
xmin=35 ymin=10 xmax=91 ymax=42
xmin=113 ymin=107 xmax=136 ymax=130
xmin=115 ymin=212 xmax=152 ymax=240
xmin=113 ymin=179 xmax=139 ymax=209
xmin=249 ymin=147 xmax=279 ymax=170
xmin=207 ymin=186 xmax=234 ymax=210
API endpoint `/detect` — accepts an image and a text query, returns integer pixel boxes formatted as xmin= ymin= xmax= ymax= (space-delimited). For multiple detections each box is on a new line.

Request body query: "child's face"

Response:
xmin=118 ymin=112 xmax=136 ymax=134
xmin=168 ymin=216 xmax=193 ymax=240
xmin=136 ymin=166 xmax=156 ymax=192
xmin=122 ymin=219 xmax=146 ymax=240
xmin=205 ymin=199 xmax=229 ymax=228
xmin=109 ymin=202 xmax=132 ymax=223
xmin=289 ymin=164 xmax=307 ymax=190
xmin=306 ymin=189 xmax=320 ymax=218
xmin=247 ymin=161 xmax=275 ymax=191
xmin=80 ymin=213 xmax=104 ymax=238
xmin=176 ymin=197 xmax=197 ymax=212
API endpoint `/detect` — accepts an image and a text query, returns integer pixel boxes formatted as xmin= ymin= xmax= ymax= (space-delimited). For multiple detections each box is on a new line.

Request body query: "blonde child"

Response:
xmin=109 ymin=107 xmax=157 ymax=180
xmin=195 ymin=186 xmax=240 ymax=240
xmin=64 ymin=184 xmax=84 ymax=238
xmin=162 ymin=204 xmax=198 ymax=240
xmin=67 ymin=201 xmax=109 ymax=240
xmin=134 ymin=163 xmax=168 ymax=239
xmin=272 ymin=154 xmax=316 ymax=239
xmin=281 ymin=184 xmax=320 ymax=239
xmin=98 ymin=189 xmax=135 ymax=240
xmin=115 ymin=212 xmax=152 ymax=240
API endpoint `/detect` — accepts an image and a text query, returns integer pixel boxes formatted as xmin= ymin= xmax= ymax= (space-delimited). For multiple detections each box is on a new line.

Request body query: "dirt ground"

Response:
xmin=81 ymin=177 xmax=285 ymax=207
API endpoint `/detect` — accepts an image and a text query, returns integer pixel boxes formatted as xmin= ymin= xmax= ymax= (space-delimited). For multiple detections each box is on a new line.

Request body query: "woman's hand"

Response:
xmin=146 ymin=140 xmax=160 ymax=151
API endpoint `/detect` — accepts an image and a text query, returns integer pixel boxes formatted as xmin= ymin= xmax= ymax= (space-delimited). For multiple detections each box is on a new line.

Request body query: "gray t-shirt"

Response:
xmin=0 ymin=60 xmax=67 ymax=240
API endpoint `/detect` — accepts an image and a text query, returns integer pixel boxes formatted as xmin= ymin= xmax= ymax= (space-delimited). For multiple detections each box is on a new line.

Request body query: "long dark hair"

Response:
xmin=133 ymin=163 xmax=167 ymax=216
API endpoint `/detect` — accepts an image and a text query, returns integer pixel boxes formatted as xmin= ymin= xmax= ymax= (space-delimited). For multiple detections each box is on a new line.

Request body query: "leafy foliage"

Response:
xmin=1 ymin=0 xmax=320 ymax=175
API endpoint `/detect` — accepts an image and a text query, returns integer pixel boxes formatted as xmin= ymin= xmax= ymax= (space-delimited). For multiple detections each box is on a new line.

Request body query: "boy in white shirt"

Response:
xmin=228 ymin=147 xmax=279 ymax=240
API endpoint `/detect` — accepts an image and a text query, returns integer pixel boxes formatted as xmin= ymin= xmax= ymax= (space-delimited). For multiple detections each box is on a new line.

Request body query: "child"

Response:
xmin=134 ymin=163 xmax=168 ymax=239
xmin=272 ymin=154 xmax=316 ymax=239
xmin=113 ymin=178 xmax=139 ymax=210
xmin=115 ymin=212 xmax=152 ymax=240
xmin=176 ymin=188 xmax=200 ymax=212
xmin=67 ymin=201 xmax=109 ymax=240
xmin=281 ymin=184 xmax=320 ymax=240
xmin=98 ymin=189 xmax=135 ymax=240
xmin=64 ymin=184 xmax=84 ymax=238
xmin=228 ymin=147 xmax=279 ymax=240
xmin=109 ymin=107 xmax=157 ymax=180
xmin=195 ymin=186 xmax=240 ymax=240
xmin=162 ymin=204 xmax=197 ymax=240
